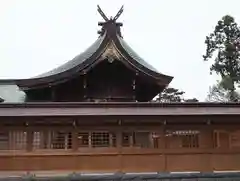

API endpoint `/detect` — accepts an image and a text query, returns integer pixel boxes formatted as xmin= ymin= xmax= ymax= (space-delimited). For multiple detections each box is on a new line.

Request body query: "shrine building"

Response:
xmin=0 ymin=5 xmax=239 ymax=180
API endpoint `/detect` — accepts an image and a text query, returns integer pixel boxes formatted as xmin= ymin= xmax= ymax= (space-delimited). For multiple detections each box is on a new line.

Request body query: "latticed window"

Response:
xmin=0 ymin=131 xmax=9 ymax=150
xmin=33 ymin=131 xmax=43 ymax=149
xmin=213 ymin=130 xmax=230 ymax=148
xmin=78 ymin=132 xmax=89 ymax=147
xmin=122 ymin=131 xmax=152 ymax=148
xmin=181 ymin=131 xmax=199 ymax=148
xmin=213 ymin=130 xmax=240 ymax=149
xmin=91 ymin=132 xmax=109 ymax=147
xmin=91 ymin=132 xmax=116 ymax=147
xmin=122 ymin=132 xmax=132 ymax=147
xmin=152 ymin=132 xmax=160 ymax=148
xmin=230 ymin=130 xmax=240 ymax=148
xmin=133 ymin=132 xmax=151 ymax=148
xmin=51 ymin=131 xmax=72 ymax=149
xmin=9 ymin=131 xmax=27 ymax=150
xmin=33 ymin=131 xmax=49 ymax=149
xmin=33 ymin=130 xmax=72 ymax=150
xmin=0 ymin=130 xmax=27 ymax=150
xmin=166 ymin=130 xmax=199 ymax=148
xmin=78 ymin=131 xmax=116 ymax=148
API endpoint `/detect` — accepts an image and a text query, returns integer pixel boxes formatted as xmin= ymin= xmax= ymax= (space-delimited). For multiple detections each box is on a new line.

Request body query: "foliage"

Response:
xmin=156 ymin=88 xmax=184 ymax=102
xmin=203 ymin=15 xmax=240 ymax=102
xmin=207 ymin=79 xmax=240 ymax=102
xmin=207 ymin=81 xmax=232 ymax=102
xmin=156 ymin=87 xmax=198 ymax=103
xmin=184 ymin=98 xmax=199 ymax=102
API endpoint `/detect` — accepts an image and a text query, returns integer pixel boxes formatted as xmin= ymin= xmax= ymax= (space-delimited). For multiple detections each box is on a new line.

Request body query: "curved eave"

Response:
xmin=16 ymin=33 xmax=109 ymax=90
xmin=113 ymin=35 xmax=173 ymax=85
xmin=16 ymin=28 xmax=173 ymax=90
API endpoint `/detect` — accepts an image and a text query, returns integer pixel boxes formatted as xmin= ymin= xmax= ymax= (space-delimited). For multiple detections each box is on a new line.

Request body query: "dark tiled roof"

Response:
xmin=25 ymin=32 xmax=169 ymax=81
xmin=13 ymin=15 xmax=173 ymax=89
xmin=34 ymin=34 xmax=106 ymax=78
xmin=117 ymin=35 xmax=160 ymax=73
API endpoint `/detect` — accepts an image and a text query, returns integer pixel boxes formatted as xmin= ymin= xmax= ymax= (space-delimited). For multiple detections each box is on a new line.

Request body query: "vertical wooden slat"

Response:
xmin=149 ymin=133 xmax=154 ymax=148
xmin=158 ymin=126 xmax=166 ymax=149
xmin=88 ymin=131 xmax=92 ymax=148
xmin=42 ymin=130 xmax=49 ymax=149
xmin=109 ymin=133 xmax=113 ymax=147
xmin=72 ymin=128 xmax=78 ymax=151
xmin=116 ymin=129 xmax=122 ymax=149
xmin=8 ymin=131 xmax=13 ymax=150
xmin=27 ymin=129 xmax=33 ymax=152
xmin=129 ymin=134 xmax=134 ymax=147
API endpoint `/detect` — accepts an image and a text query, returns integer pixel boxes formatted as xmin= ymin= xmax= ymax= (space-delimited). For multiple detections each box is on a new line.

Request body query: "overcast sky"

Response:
xmin=0 ymin=0 xmax=240 ymax=101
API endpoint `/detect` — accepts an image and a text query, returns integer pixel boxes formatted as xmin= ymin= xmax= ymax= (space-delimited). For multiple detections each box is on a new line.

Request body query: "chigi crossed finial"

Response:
xmin=97 ymin=5 xmax=124 ymax=37
xmin=97 ymin=5 xmax=124 ymax=22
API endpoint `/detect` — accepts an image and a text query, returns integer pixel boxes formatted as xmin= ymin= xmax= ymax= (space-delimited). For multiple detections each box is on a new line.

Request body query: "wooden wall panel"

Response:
xmin=166 ymin=154 xmax=211 ymax=171
xmin=0 ymin=153 xmax=240 ymax=172
xmin=0 ymin=155 xmax=120 ymax=171
xmin=74 ymin=155 xmax=120 ymax=172
xmin=1 ymin=124 xmax=240 ymax=172
xmin=212 ymin=154 xmax=240 ymax=171
xmin=121 ymin=155 xmax=165 ymax=172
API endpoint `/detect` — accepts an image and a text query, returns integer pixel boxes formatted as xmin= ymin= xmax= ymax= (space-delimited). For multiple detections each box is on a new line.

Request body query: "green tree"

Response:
xmin=203 ymin=15 xmax=240 ymax=102
xmin=207 ymin=78 xmax=240 ymax=102
xmin=156 ymin=87 xmax=198 ymax=103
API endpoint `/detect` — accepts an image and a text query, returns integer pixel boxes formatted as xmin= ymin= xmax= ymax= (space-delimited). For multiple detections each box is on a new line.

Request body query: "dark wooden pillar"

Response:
xmin=117 ymin=120 xmax=123 ymax=172
xmin=26 ymin=123 xmax=33 ymax=151
xmin=157 ymin=122 xmax=166 ymax=149
xmin=88 ymin=132 xmax=92 ymax=148
xmin=72 ymin=121 xmax=78 ymax=151
xmin=200 ymin=122 xmax=213 ymax=149
xmin=199 ymin=121 xmax=214 ymax=171
xmin=43 ymin=130 xmax=49 ymax=149
xmin=159 ymin=122 xmax=167 ymax=172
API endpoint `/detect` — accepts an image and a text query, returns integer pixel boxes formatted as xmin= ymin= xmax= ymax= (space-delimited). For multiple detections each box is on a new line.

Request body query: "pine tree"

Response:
xmin=203 ymin=15 xmax=240 ymax=102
